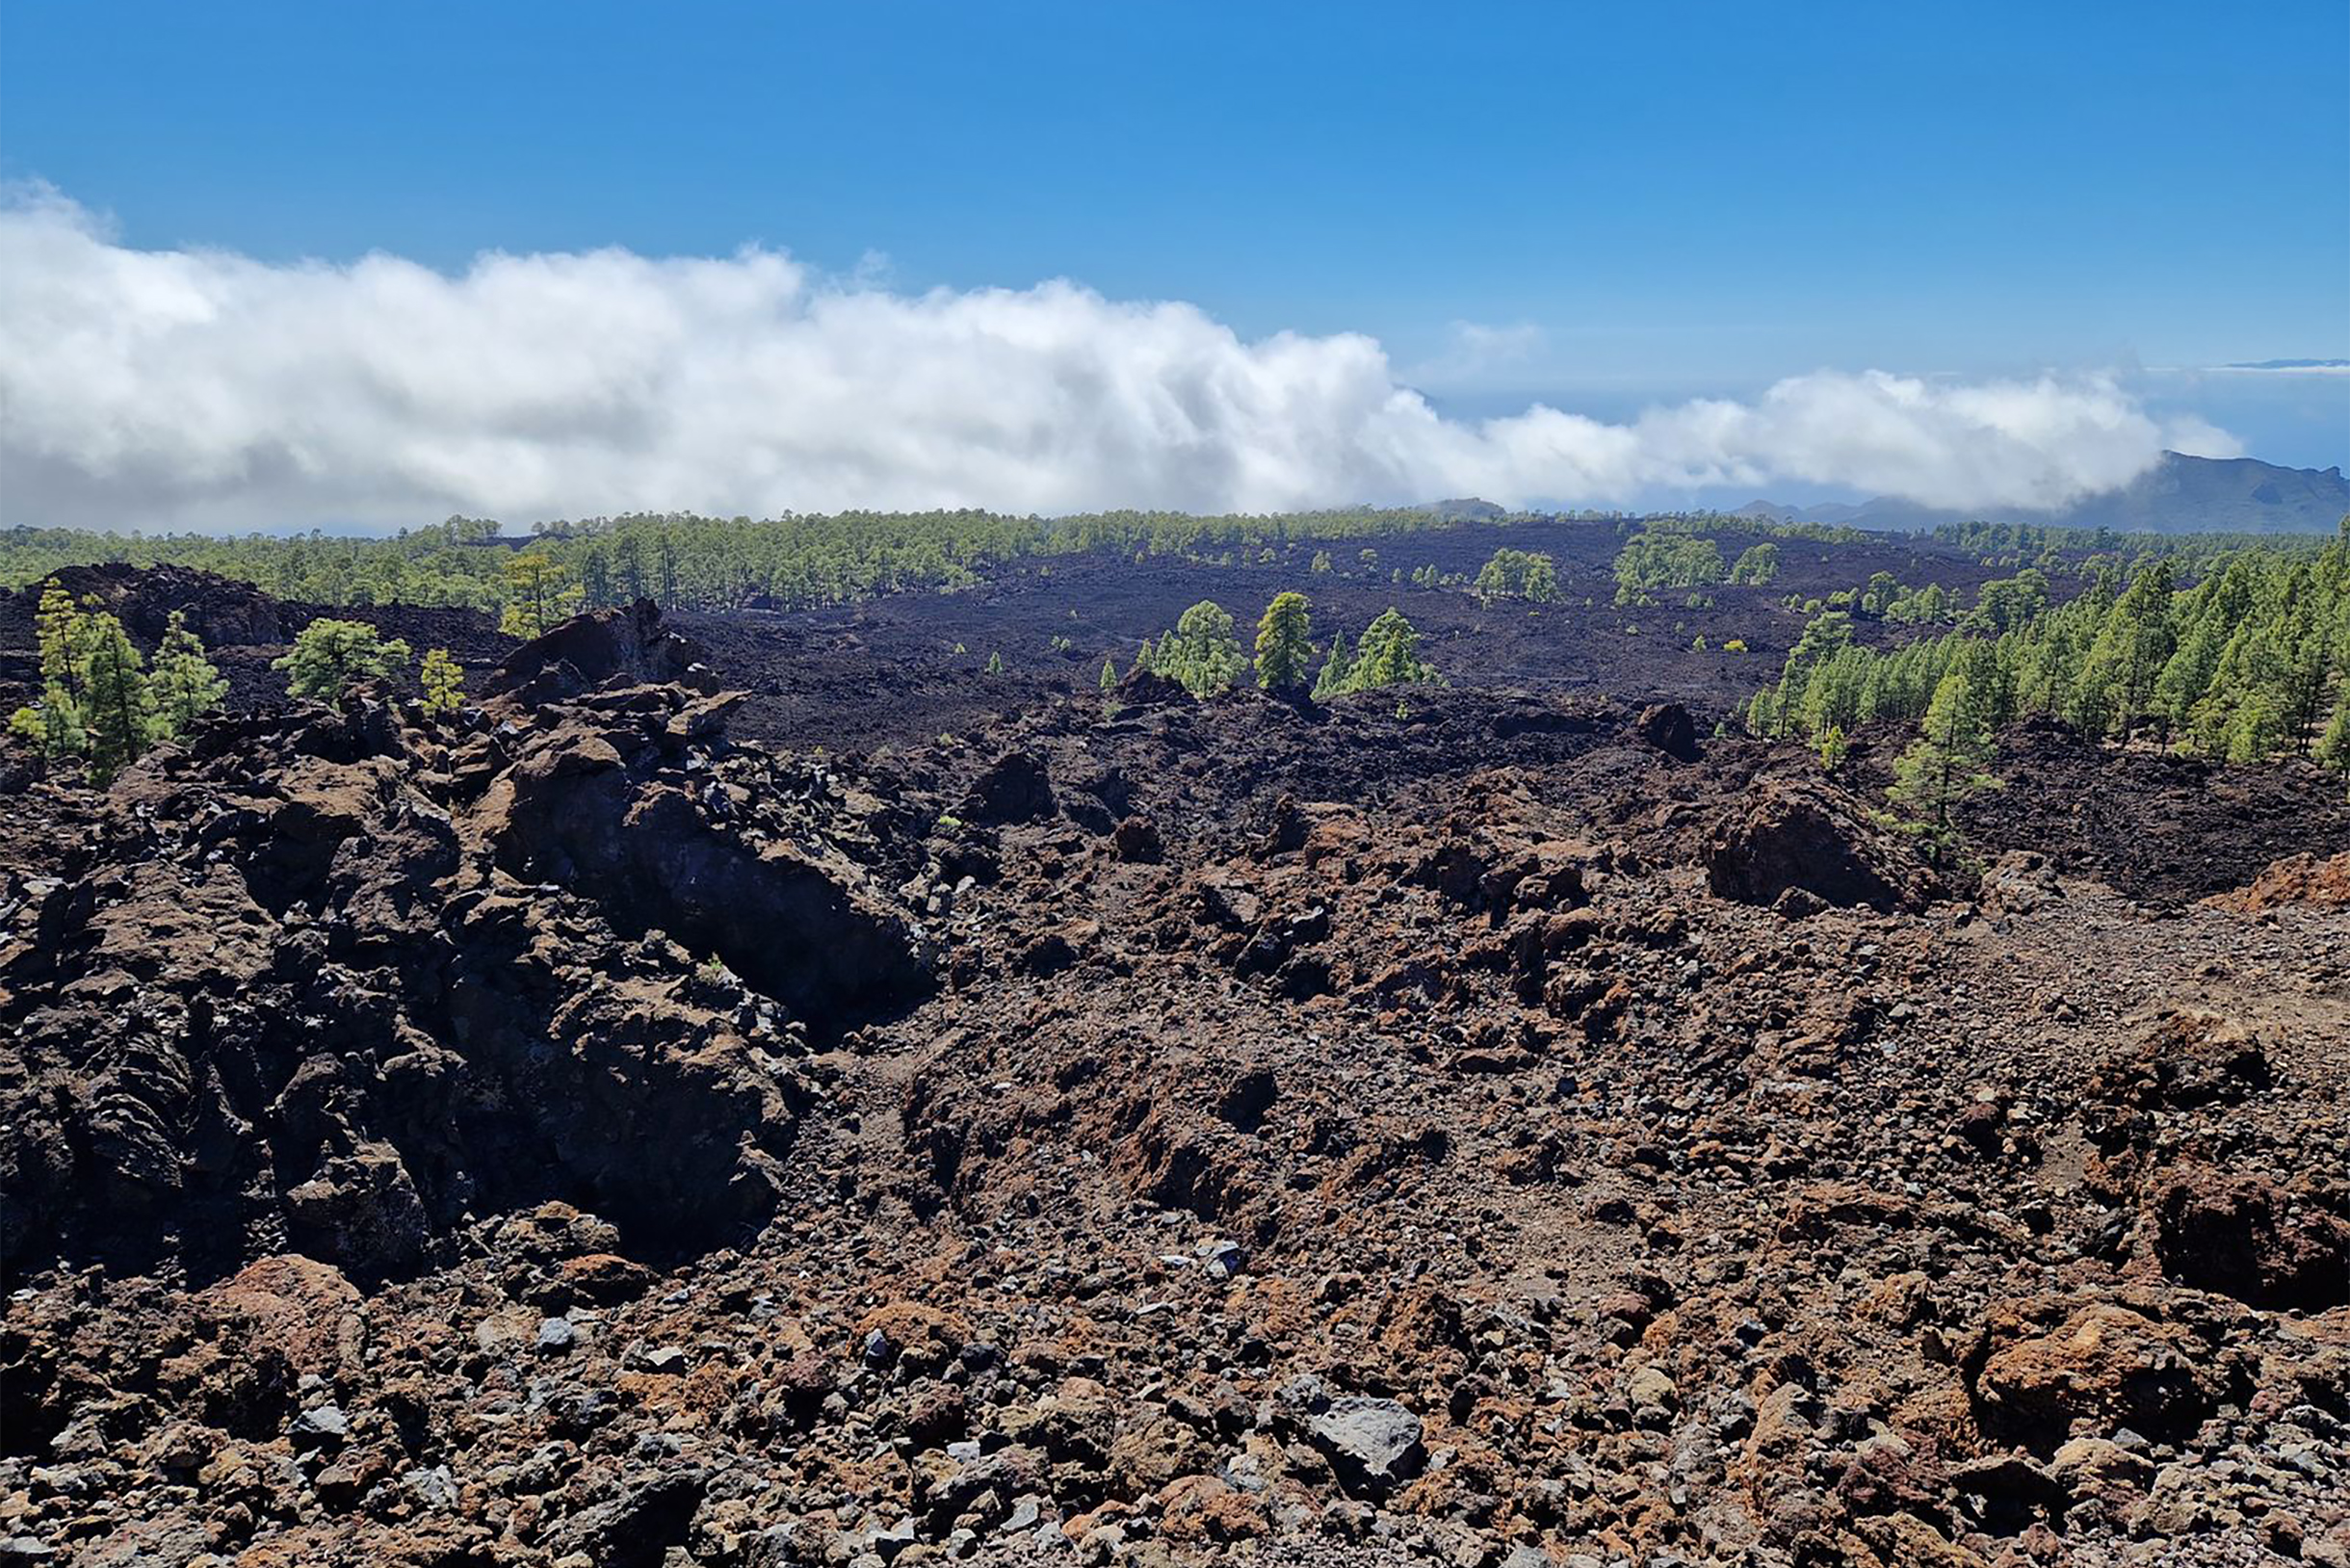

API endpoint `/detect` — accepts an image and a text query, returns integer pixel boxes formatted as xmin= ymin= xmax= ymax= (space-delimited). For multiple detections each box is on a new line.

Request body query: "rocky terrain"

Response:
xmin=5 ymin=588 xmax=2350 ymax=1568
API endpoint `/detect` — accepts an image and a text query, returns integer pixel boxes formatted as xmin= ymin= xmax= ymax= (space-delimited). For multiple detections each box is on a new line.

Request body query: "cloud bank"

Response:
xmin=0 ymin=187 xmax=2233 ymax=531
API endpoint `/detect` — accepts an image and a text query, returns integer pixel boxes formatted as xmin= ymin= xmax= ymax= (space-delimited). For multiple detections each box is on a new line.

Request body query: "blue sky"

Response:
xmin=1 ymin=1 xmax=2344 ymax=527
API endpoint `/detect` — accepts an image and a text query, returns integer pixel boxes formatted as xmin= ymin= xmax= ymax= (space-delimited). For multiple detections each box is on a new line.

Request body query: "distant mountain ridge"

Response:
xmin=1736 ymin=452 xmax=2348 ymax=536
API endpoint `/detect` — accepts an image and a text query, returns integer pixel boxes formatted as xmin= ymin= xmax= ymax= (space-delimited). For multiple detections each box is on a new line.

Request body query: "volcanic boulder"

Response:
xmin=1634 ymin=701 xmax=1701 ymax=762
xmin=1971 ymin=1297 xmax=2242 ymax=1450
xmin=483 ymin=598 xmax=720 ymax=702
xmin=1307 ymin=1398 xmax=1427 ymax=1499
xmin=483 ymin=693 xmax=928 ymax=1028
xmin=2151 ymin=1163 xmax=2350 ymax=1311
xmin=1704 ymin=779 xmax=1939 ymax=913
xmin=958 ymin=751 xmax=1057 ymax=825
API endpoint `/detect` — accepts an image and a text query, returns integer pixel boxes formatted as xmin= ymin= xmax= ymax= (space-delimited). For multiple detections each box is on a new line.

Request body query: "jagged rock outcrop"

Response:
xmin=1633 ymin=701 xmax=1700 ymax=762
xmin=24 ymin=562 xmax=291 ymax=646
xmin=482 ymin=597 xmax=720 ymax=702
xmin=1703 ymin=778 xmax=1941 ymax=912
xmin=2151 ymin=1163 xmax=2350 ymax=1310
xmin=0 ymin=609 xmax=929 ymax=1283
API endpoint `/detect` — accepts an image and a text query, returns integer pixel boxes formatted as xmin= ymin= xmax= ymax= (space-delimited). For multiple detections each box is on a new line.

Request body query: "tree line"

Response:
xmin=2 ymin=507 xmax=1570 ymax=619
xmin=1749 ymin=525 xmax=2350 ymax=778
xmin=0 ymin=504 xmax=1995 ymax=624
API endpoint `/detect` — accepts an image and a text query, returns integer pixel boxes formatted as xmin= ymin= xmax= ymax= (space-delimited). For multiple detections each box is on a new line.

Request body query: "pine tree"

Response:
xmin=2316 ymin=672 xmax=2350 ymax=774
xmin=150 ymin=611 xmax=228 ymax=737
xmin=7 ymin=585 xmax=91 ymax=764
xmin=985 ymin=649 xmax=1005 ymax=675
xmin=1159 ymin=601 xmax=1245 ymax=696
xmin=1311 ymin=623 xmax=1353 ymax=700
xmin=2271 ymin=566 xmax=2336 ymax=753
xmin=78 ymin=609 xmax=161 ymax=787
xmin=420 ymin=647 xmax=466 ymax=715
xmin=1345 ymin=608 xmax=1441 ymax=692
xmin=1254 ymin=591 xmax=1313 ymax=691
xmin=579 ymin=544 xmax=614 ymax=608
xmin=275 ymin=619 xmax=413 ymax=703
xmin=1889 ymin=654 xmax=2002 ymax=845
xmin=500 ymin=550 xmax=581 ymax=639
xmin=1473 ymin=548 xmax=1561 ymax=604
xmin=2223 ymin=687 xmax=2289 ymax=764
xmin=1098 ymin=656 xmax=1118 ymax=693
xmin=1729 ymin=542 xmax=1781 ymax=586
xmin=2076 ymin=560 xmax=2176 ymax=736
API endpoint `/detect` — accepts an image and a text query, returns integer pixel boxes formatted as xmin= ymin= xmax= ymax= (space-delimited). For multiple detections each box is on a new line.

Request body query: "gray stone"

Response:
xmin=1307 ymin=1397 xmax=1426 ymax=1498
xmin=405 ymin=1464 xmax=458 ymax=1509
xmin=289 ymin=1404 xmax=348 ymax=1446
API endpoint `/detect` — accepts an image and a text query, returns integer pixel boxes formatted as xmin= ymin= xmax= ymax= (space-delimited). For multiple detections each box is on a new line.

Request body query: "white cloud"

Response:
xmin=2157 ymin=415 xmax=2246 ymax=460
xmin=1409 ymin=320 xmax=1548 ymax=386
xmin=0 ymin=187 xmax=2232 ymax=530
xmin=2210 ymin=359 xmax=2350 ymax=376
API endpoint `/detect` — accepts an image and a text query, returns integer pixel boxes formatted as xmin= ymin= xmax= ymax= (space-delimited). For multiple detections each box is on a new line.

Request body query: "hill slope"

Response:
xmin=1743 ymin=452 xmax=2349 ymax=536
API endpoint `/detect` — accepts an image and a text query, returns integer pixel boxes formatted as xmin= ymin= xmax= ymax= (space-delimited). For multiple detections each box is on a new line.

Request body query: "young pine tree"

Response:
xmin=7 ymin=585 xmax=91 ymax=764
xmin=150 ymin=611 xmax=228 ymax=737
xmin=276 ymin=619 xmax=413 ymax=703
xmin=1254 ymin=591 xmax=1313 ymax=692
xmin=1889 ymin=657 xmax=2002 ymax=846
xmin=499 ymin=550 xmax=580 ymax=639
xmin=1346 ymin=608 xmax=1441 ymax=691
xmin=1098 ymin=656 xmax=1119 ymax=693
xmin=78 ymin=609 xmax=162 ymax=787
xmin=419 ymin=647 xmax=466 ymax=715
xmin=1311 ymin=624 xmax=1353 ymax=701
xmin=1163 ymin=601 xmax=1245 ymax=696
